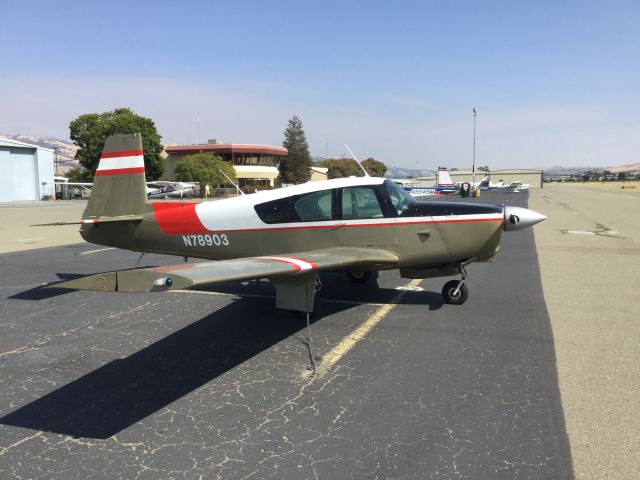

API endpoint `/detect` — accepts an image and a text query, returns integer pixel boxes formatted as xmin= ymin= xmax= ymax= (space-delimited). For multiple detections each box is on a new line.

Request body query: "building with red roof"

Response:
xmin=165 ymin=140 xmax=288 ymax=188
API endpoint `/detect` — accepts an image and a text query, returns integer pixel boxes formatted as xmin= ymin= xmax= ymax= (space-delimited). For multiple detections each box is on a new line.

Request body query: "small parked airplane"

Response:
xmin=44 ymin=133 xmax=545 ymax=313
xmin=478 ymin=177 xmax=532 ymax=192
xmin=146 ymin=181 xmax=198 ymax=199
xmin=403 ymin=167 xmax=458 ymax=197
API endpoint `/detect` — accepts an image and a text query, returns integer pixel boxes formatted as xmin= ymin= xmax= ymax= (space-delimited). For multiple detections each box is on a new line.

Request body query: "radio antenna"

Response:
xmin=344 ymin=144 xmax=370 ymax=177
xmin=218 ymin=168 xmax=245 ymax=195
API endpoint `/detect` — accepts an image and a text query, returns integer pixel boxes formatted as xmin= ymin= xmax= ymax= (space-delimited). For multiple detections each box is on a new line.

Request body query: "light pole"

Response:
xmin=472 ymin=108 xmax=477 ymax=195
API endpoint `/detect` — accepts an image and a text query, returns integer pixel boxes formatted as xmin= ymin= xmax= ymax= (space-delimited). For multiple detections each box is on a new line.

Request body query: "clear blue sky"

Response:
xmin=1 ymin=0 xmax=639 ymax=169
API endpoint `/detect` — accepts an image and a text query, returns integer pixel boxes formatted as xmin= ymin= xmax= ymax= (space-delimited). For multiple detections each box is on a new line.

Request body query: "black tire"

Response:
xmin=347 ymin=271 xmax=372 ymax=284
xmin=442 ymin=280 xmax=468 ymax=305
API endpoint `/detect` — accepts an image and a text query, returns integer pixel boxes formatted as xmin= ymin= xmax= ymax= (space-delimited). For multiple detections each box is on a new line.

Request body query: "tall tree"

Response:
xmin=362 ymin=158 xmax=387 ymax=177
xmin=69 ymin=108 xmax=165 ymax=180
xmin=174 ymin=153 xmax=236 ymax=188
xmin=280 ymin=115 xmax=311 ymax=184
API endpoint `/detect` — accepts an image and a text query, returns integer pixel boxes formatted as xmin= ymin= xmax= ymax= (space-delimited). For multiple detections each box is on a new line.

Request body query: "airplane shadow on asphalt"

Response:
xmin=1 ymin=275 xmax=443 ymax=439
xmin=9 ymin=273 xmax=86 ymax=300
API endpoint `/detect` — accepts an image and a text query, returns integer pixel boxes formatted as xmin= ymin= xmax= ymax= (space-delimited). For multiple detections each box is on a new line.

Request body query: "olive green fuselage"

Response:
xmin=81 ymin=199 xmax=504 ymax=278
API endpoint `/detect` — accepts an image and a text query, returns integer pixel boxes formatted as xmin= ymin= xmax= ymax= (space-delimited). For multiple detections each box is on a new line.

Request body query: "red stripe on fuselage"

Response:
xmin=95 ymin=167 xmax=146 ymax=176
xmin=152 ymin=202 xmax=209 ymax=234
xmin=100 ymin=150 xmax=144 ymax=159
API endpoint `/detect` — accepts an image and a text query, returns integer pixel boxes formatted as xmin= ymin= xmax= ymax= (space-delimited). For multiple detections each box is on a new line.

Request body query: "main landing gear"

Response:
xmin=442 ymin=265 xmax=469 ymax=305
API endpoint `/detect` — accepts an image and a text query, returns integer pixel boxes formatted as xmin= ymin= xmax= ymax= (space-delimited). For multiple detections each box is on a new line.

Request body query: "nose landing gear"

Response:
xmin=442 ymin=265 xmax=468 ymax=305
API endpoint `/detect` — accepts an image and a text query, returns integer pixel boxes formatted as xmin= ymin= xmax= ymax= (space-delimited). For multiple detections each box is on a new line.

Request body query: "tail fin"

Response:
xmin=82 ymin=133 xmax=148 ymax=219
xmin=436 ymin=167 xmax=454 ymax=187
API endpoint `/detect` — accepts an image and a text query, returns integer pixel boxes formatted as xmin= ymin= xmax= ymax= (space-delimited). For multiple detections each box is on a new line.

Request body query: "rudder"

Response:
xmin=436 ymin=167 xmax=454 ymax=187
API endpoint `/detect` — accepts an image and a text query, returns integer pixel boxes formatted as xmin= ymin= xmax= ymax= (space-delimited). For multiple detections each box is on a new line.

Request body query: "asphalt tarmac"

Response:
xmin=0 ymin=192 xmax=573 ymax=479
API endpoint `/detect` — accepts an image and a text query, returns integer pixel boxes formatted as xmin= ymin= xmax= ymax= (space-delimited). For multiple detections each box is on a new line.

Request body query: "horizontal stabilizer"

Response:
xmin=32 ymin=215 xmax=144 ymax=227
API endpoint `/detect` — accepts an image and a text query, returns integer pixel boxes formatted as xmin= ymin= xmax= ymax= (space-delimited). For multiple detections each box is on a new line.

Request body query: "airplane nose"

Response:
xmin=503 ymin=206 xmax=546 ymax=231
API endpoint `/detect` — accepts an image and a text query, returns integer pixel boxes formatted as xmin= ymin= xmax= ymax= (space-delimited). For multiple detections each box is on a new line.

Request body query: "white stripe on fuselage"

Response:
xmin=192 ymin=177 xmax=502 ymax=232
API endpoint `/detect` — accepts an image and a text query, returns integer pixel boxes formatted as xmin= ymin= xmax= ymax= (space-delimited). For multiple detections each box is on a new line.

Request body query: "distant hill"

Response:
xmin=607 ymin=162 xmax=640 ymax=173
xmin=542 ymin=163 xmax=640 ymax=175
xmin=0 ymin=134 xmax=79 ymax=174
xmin=542 ymin=166 xmax=604 ymax=176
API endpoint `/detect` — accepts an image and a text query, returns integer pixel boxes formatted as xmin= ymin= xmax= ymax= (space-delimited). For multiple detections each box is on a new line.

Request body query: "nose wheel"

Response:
xmin=442 ymin=265 xmax=469 ymax=305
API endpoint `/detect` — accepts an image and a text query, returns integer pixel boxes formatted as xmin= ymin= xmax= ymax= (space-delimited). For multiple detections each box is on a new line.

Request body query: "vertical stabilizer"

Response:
xmin=436 ymin=167 xmax=454 ymax=187
xmin=82 ymin=133 xmax=148 ymax=219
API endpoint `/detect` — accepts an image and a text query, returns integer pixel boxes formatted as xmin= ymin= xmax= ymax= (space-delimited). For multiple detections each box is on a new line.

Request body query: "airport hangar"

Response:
xmin=410 ymin=169 xmax=544 ymax=188
xmin=0 ymin=137 xmax=55 ymax=201
xmin=450 ymin=169 xmax=544 ymax=187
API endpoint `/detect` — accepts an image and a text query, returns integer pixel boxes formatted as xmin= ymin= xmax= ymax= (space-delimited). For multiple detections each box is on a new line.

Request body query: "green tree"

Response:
xmin=65 ymin=167 xmax=92 ymax=182
xmin=362 ymin=158 xmax=387 ymax=177
xmin=69 ymin=107 xmax=164 ymax=180
xmin=174 ymin=153 xmax=236 ymax=188
xmin=280 ymin=115 xmax=312 ymax=184
xmin=317 ymin=158 xmax=361 ymax=179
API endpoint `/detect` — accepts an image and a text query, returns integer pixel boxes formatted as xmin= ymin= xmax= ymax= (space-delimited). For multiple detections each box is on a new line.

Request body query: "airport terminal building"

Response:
xmin=0 ymin=138 xmax=55 ymax=201
xmin=165 ymin=140 xmax=288 ymax=188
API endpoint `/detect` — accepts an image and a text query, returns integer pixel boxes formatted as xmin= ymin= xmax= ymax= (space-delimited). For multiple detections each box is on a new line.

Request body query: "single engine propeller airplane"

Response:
xmin=45 ymin=133 xmax=546 ymax=314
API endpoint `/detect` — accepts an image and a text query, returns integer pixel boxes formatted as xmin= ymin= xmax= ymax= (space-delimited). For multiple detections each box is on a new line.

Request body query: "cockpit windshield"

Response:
xmin=383 ymin=180 xmax=414 ymax=216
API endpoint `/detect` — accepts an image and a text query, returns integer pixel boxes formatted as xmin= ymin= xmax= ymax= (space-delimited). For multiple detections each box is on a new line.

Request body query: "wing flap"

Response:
xmin=51 ymin=247 xmax=399 ymax=293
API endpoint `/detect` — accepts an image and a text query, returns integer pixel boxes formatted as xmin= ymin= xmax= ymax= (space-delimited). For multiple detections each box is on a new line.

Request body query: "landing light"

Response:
xmin=153 ymin=277 xmax=174 ymax=287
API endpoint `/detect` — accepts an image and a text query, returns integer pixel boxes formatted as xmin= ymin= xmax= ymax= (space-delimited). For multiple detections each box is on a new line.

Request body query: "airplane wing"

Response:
xmin=51 ymin=247 xmax=399 ymax=292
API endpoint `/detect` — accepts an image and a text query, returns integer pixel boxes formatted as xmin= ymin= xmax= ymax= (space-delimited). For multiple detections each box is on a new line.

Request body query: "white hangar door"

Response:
xmin=10 ymin=148 xmax=38 ymax=201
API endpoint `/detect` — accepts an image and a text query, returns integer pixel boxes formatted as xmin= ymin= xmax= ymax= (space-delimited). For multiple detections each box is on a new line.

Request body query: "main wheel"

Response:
xmin=442 ymin=280 xmax=468 ymax=305
xmin=347 ymin=271 xmax=371 ymax=284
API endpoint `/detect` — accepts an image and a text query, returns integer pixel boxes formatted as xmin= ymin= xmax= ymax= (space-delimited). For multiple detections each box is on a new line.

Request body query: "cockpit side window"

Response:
xmin=341 ymin=186 xmax=384 ymax=219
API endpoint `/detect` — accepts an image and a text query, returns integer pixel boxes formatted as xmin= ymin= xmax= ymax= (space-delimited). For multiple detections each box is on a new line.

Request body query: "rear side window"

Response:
xmin=294 ymin=190 xmax=332 ymax=222
xmin=255 ymin=189 xmax=334 ymax=224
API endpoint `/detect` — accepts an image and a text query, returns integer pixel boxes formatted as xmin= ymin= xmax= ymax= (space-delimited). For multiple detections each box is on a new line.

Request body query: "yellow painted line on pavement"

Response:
xmin=315 ymin=278 xmax=422 ymax=378
xmin=79 ymin=247 xmax=116 ymax=255
xmin=172 ymin=279 xmax=423 ymax=379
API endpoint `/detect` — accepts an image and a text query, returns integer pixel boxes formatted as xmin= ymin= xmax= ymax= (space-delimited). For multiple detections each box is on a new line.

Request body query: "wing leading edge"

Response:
xmin=51 ymin=247 xmax=399 ymax=292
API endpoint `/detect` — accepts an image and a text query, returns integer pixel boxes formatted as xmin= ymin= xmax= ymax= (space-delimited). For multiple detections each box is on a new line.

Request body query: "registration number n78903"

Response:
xmin=182 ymin=234 xmax=230 ymax=247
